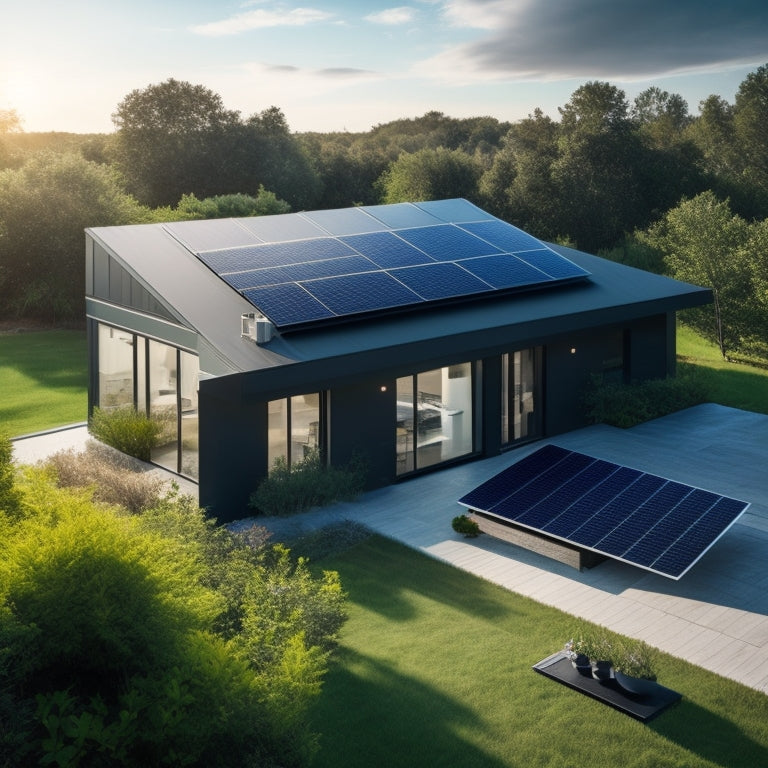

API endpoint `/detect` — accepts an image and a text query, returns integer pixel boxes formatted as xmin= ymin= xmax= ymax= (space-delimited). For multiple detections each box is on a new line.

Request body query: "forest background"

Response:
xmin=2 ymin=65 xmax=768 ymax=361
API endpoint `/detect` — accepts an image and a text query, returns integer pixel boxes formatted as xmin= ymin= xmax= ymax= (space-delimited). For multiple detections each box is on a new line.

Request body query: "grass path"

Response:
xmin=0 ymin=330 xmax=87 ymax=437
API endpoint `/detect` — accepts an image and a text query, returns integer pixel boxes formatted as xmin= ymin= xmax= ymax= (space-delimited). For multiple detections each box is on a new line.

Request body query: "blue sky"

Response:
xmin=2 ymin=0 xmax=768 ymax=134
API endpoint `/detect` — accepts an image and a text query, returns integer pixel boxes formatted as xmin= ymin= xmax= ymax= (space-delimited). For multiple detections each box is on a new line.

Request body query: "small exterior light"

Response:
xmin=380 ymin=385 xmax=387 ymax=392
xmin=570 ymin=347 xmax=577 ymax=355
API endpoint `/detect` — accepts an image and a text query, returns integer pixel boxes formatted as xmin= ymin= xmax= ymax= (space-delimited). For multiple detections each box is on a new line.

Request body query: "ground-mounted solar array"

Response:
xmin=163 ymin=199 xmax=590 ymax=330
xmin=458 ymin=444 xmax=749 ymax=580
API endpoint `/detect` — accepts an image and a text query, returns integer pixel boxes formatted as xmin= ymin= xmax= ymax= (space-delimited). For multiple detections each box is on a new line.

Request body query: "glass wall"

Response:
xmin=97 ymin=325 xmax=134 ymax=409
xmin=396 ymin=362 xmax=474 ymax=475
xmin=267 ymin=392 xmax=321 ymax=469
xmin=96 ymin=322 xmax=199 ymax=479
xmin=501 ymin=348 xmax=541 ymax=446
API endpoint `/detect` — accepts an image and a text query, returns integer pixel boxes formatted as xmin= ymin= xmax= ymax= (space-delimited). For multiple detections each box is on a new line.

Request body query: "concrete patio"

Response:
xmin=11 ymin=403 xmax=768 ymax=694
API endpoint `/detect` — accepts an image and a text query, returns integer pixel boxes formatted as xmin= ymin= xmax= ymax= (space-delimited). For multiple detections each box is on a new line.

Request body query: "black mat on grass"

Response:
xmin=533 ymin=653 xmax=682 ymax=722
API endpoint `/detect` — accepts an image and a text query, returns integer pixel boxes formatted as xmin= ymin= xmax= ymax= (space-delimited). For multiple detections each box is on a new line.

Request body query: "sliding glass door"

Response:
xmin=501 ymin=347 xmax=541 ymax=446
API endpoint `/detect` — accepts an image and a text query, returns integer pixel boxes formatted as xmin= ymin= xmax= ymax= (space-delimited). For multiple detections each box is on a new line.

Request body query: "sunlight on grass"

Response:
xmin=677 ymin=324 xmax=768 ymax=415
xmin=309 ymin=536 xmax=768 ymax=768
xmin=0 ymin=330 xmax=87 ymax=436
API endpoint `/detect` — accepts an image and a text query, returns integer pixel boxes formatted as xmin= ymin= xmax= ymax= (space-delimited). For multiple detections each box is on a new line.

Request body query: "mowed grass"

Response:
xmin=677 ymin=324 xmax=768 ymax=415
xmin=0 ymin=330 xmax=88 ymax=437
xmin=308 ymin=536 xmax=768 ymax=768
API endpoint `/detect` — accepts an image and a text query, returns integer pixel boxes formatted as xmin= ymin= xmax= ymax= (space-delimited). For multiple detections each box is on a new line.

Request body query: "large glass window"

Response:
xmin=149 ymin=340 xmax=179 ymax=473
xmin=501 ymin=348 xmax=541 ymax=445
xmin=396 ymin=363 xmax=474 ymax=475
xmin=267 ymin=392 xmax=321 ymax=469
xmin=95 ymin=323 xmax=199 ymax=480
xmin=97 ymin=325 xmax=134 ymax=409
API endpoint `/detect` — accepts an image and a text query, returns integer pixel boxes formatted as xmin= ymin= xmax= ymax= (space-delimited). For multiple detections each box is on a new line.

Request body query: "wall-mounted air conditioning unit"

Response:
xmin=240 ymin=313 xmax=274 ymax=345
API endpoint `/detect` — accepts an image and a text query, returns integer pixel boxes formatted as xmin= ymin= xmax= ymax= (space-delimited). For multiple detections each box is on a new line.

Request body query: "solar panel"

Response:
xmin=389 ymin=262 xmax=492 ymax=300
xmin=414 ymin=198 xmax=495 ymax=223
xmin=237 ymin=213 xmax=327 ymax=242
xmin=361 ymin=202 xmax=443 ymax=229
xmin=458 ymin=444 xmax=749 ymax=580
xmin=340 ymin=231 xmax=433 ymax=268
xmin=300 ymin=207 xmax=386 ymax=236
xmin=186 ymin=199 xmax=591 ymax=329
xmin=301 ymin=272 xmax=422 ymax=315
xmin=164 ymin=220 xmax=259 ymax=252
xmin=395 ymin=224 xmax=502 ymax=261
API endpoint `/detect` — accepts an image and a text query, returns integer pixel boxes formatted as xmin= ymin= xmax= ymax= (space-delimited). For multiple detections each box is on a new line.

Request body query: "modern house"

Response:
xmin=85 ymin=199 xmax=711 ymax=522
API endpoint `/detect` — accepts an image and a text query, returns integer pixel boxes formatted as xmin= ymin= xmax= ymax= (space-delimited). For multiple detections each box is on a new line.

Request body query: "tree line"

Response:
xmin=1 ymin=68 xmax=767 ymax=357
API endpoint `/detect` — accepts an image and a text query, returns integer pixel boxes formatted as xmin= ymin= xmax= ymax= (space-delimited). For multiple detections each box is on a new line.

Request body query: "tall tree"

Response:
xmin=641 ymin=191 xmax=751 ymax=358
xmin=111 ymin=79 xmax=242 ymax=207
xmin=378 ymin=147 xmax=481 ymax=203
xmin=733 ymin=64 xmax=768 ymax=215
xmin=553 ymin=83 xmax=646 ymax=251
xmin=0 ymin=152 xmax=151 ymax=319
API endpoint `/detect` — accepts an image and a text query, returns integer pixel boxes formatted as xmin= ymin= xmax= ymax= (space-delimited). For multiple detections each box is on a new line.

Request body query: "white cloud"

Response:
xmin=365 ymin=7 xmax=417 ymax=25
xmin=191 ymin=7 xmax=332 ymax=36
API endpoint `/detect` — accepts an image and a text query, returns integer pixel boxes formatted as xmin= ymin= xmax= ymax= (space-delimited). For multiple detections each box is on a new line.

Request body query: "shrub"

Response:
xmin=0 ymin=432 xmax=22 ymax=517
xmin=452 ymin=513 xmax=480 ymax=537
xmin=582 ymin=371 xmax=708 ymax=428
xmin=45 ymin=442 xmax=165 ymax=512
xmin=249 ymin=448 xmax=367 ymax=516
xmin=89 ymin=406 xmax=165 ymax=462
xmin=0 ymin=470 xmax=348 ymax=767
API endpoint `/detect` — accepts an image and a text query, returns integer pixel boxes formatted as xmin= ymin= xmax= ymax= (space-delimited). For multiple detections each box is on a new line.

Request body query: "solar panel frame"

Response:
xmin=458 ymin=445 xmax=749 ymax=580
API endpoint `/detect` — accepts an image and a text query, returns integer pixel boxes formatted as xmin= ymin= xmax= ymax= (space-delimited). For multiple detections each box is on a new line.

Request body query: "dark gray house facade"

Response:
xmin=85 ymin=199 xmax=711 ymax=522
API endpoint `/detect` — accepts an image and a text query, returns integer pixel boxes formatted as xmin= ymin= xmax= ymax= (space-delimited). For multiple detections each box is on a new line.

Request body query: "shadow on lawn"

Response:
xmin=310 ymin=648 xmax=508 ymax=768
xmin=0 ymin=330 xmax=87 ymax=391
xmin=651 ymin=697 xmax=768 ymax=767
xmin=336 ymin=535 xmax=519 ymax=624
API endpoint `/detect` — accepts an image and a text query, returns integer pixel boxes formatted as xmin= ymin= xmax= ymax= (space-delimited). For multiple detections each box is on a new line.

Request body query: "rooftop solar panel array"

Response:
xmin=458 ymin=444 xmax=749 ymax=580
xmin=164 ymin=199 xmax=590 ymax=330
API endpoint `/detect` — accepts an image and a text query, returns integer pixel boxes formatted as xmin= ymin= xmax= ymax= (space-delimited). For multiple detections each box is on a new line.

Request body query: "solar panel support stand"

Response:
xmin=468 ymin=511 xmax=606 ymax=571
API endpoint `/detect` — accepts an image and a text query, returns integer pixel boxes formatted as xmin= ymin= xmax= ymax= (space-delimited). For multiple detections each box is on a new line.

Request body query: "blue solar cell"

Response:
xmin=242 ymin=283 xmax=335 ymax=327
xmin=518 ymin=249 xmax=590 ymax=279
xmin=302 ymin=272 xmax=423 ymax=316
xmin=164 ymin=220 xmax=259 ymax=252
xmin=415 ymin=199 xmax=495 ymax=223
xmin=460 ymin=254 xmax=552 ymax=289
xmin=222 ymin=255 xmax=380 ymax=290
xmin=396 ymin=225 xmax=501 ymax=262
xmin=458 ymin=445 xmax=564 ymax=513
xmin=460 ymin=219 xmax=544 ymax=253
xmin=341 ymin=231 xmax=433 ymax=268
xmin=544 ymin=466 xmax=643 ymax=538
xmin=389 ymin=263 xmax=492 ymax=301
xmin=300 ymin=207 xmax=386 ymax=236
xmin=361 ymin=202 xmax=443 ymax=229
xmin=457 ymin=445 xmax=749 ymax=580
xmin=237 ymin=213 xmax=327 ymax=243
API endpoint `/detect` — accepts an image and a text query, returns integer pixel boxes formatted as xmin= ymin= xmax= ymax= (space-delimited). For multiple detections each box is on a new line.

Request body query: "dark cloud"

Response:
xmin=451 ymin=0 xmax=768 ymax=79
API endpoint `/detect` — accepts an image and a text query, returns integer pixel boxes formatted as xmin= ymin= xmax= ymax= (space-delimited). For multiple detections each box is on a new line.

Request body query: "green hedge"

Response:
xmin=582 ymin=371 xmax=709 ymax=428
xmin=89 ymin=406 xmax=166 ymax=462
xmin=250 ymin=449 xmax=367 ymax=516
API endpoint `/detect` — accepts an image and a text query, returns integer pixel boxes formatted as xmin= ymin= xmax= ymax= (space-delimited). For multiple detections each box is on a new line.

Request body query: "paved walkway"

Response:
xmin=12 ymin=404 xmax=768 ymax=694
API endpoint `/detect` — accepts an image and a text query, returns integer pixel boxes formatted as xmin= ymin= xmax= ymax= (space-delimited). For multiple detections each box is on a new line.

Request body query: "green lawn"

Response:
xmin=0 ymin=330 xmax=88 ymax=437
xmin=308 ymin=536 xmax=768 ymax=768
xmin=677 ymin=324 xmax=768 ymax=415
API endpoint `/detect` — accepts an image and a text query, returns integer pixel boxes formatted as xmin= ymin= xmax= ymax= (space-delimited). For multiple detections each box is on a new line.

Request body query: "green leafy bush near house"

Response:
xmin=0 ymin=462 xmax=347 ymax=767
xmin=582 ymin=371 xmax=709 ymax=428
xmin=249 ymin=449 xmax=367 ymax=516
xmin=88 ymin=406 xmax=166 ymax=462
xmin=452 ymin=513 xmax=480 ymax=537
xmin=0 ymin=433 xmax=22 ymax=517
